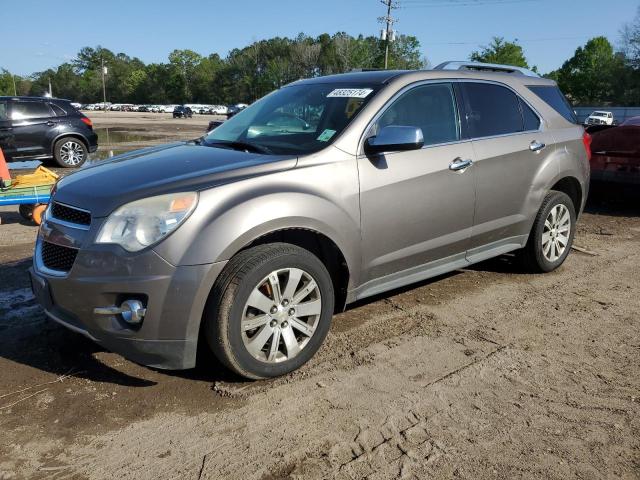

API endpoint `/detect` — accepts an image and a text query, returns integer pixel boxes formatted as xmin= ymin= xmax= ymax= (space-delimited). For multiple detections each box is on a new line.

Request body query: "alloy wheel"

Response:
xmin=241 ymin=268 xmax=322 ymax=363
xmin=60 ymin=141 xmax=85 ymax=166
xmin=542 ymin=204 xmax=571 ymax=262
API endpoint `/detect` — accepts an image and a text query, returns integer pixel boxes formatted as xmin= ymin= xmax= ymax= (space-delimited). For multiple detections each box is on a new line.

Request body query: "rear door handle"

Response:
xmin=46 ymin=121 xmax=56 ymax=127
xmin=449 ymin=158 xmax=473 ymax=172
xmin=530 ymin=140 xmax=546 ymax=153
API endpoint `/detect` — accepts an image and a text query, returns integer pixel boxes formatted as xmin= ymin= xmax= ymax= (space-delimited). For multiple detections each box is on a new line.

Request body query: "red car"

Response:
xmin=589 ymin=117 xmax=640 ymax=185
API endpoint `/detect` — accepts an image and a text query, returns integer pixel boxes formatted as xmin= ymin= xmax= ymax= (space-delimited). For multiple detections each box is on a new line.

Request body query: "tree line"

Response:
xmin=0 ymin=33 xmax=423 ymax=105
xmin=1 ymin=7 xmax=639 ymax=107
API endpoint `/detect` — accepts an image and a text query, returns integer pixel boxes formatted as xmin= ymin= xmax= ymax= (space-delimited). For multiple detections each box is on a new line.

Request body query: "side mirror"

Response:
xmin=365 ymin=126 xmax=424 ymax=154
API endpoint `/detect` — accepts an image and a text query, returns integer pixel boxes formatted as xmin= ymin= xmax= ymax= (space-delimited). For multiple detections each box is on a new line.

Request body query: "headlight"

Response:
xmin=96 ymin=192 xmax=198 ymax=252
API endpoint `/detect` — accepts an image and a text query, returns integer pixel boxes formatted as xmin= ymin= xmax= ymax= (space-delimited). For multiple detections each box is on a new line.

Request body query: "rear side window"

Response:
xmin=527 ymin=85 xmax=577 ymax=124
xmin=11 ymin=101 xmax=53 ymax=120
xmin=375 ymin=83 xmax=460 ymax=146
xmin=461 ymin=83 xmax=523 ymax=138
xmin=0 ymin=102 xmax=7 ymax=120
xmin=49 ymin=103 xmax=68 ymax=116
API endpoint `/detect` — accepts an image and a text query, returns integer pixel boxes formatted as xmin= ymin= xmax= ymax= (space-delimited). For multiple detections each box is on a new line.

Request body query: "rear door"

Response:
xmin=10 ymin=100 xmax=57 ymax=158
xmin=459 ymin=81 xmax=556 ymax=261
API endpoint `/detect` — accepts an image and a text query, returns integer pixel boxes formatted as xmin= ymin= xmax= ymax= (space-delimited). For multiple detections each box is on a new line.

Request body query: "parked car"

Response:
xmin=207 ymin=120 xmax=224 ymax=132
xmin=589 ymin=122 xmax=640 ymax=185
xmin=208 ymin=105 xmax=228 ymax=115
xmin=585 ymin=110 xmax=615 ymax=126
xmin=173 ymin=106 xmax=193 ymax=118
xmin=0 ymin=96 xmax=98 ymax=167
xmin=29 ymin=63 xmax=589 ymax=379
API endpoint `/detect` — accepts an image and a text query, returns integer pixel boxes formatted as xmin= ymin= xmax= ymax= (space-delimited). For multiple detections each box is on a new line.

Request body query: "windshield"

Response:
xmin=593 ymin=112 xmax=607 ymax=117
xmin=203 ymin=83 xmax=381 ymax=155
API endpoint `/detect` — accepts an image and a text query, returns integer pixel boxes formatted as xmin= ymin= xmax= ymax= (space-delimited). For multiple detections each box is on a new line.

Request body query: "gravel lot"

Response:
xmin=0 ymin=114 xmax=638 ymax=479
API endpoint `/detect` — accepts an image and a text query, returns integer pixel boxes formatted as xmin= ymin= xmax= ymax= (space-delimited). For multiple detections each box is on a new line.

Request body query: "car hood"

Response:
xmin=53 ymin=142 xmax=298 ymax=217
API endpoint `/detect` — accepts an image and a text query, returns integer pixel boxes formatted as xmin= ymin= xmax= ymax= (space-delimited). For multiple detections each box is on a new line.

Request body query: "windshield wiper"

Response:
xmin=205 ymin=140 xmax=272 ymax=155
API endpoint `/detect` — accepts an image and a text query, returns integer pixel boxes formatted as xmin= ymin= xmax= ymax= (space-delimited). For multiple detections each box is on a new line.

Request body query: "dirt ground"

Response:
xmin=0 ymin=116 xmax=638 ymax=479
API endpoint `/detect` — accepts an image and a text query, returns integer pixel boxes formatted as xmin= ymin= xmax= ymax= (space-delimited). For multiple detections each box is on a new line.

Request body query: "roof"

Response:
xmin=287 ymin=66 xmax=555 ymax=88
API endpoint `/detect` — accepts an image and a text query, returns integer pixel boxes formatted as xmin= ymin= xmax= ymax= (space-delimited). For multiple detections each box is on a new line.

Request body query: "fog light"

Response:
xmin=120 ymin=300 xmax=146 ymax=324
xmin=94 ymin=299 xmax=147 ymax=325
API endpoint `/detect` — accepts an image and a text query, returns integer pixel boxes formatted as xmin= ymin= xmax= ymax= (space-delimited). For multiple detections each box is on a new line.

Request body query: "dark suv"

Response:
xmin=0 ymin=96 xmax=98 ymax=167
xmin=173 ymin=106 xmax=193 ymax=118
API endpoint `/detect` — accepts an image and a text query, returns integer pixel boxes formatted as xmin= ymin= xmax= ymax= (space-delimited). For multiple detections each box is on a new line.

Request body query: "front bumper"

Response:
xmin=30 ymin=236 xmax=227 ymax=369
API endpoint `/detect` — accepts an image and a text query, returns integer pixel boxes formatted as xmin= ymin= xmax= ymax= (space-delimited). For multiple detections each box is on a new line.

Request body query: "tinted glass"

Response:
xmin=0 ymin=102 xmax=7 ymax=120
xmin=374 ymin=83 xmax=459 ymax=146
xmin=520 ymin=99 xmax=540 ymax=131
xmin=527 ymin=85 xmax=577 ymax=124
xmin=49 ymin=103 xmax=67 ymax=116
xmin=205 ymin=83 xmax=380 ymax=155
xmin=462 ymin=83 xmax=523 ymax=138
xmin=11 ymin=101 xmax=52 ymax=120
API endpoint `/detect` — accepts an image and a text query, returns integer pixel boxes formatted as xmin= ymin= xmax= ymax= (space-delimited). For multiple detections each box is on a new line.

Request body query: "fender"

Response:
xmin=153 ymin=162 xmax=363 ymax=289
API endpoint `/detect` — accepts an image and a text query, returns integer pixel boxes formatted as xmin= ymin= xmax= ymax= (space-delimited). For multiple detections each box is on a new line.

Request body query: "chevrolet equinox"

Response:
xmin=30 ymin=62 xmax=591 ymax=379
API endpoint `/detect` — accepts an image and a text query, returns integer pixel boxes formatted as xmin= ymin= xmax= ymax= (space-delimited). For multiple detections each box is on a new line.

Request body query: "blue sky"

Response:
xmin=1 ymin=0 xmax=638 ymax=76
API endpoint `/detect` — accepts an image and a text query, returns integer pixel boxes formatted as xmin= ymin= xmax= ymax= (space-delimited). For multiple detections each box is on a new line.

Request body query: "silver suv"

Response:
xmin=30 ymin=62 xmax=591 ymax=379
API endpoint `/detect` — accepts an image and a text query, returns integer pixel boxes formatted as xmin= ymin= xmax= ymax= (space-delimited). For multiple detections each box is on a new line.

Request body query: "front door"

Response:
xmin=358 ymin=82 xmax=476 ymax=289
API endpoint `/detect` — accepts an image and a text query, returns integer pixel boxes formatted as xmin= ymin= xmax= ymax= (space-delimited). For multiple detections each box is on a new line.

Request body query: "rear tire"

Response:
xmin=204 ymin=243 xmax=334 ymax=379
xmin=519 ymin=191 xmax=576 ymax=273
xmin=53 ymin=137 xmax=87 ymax=168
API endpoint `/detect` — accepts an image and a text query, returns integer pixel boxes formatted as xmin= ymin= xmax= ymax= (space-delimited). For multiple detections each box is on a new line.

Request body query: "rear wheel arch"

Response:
xmin=50 ymin=133 xmax=89 ymax=155
xmin=550 ymin=176 xmax=582 ymax=215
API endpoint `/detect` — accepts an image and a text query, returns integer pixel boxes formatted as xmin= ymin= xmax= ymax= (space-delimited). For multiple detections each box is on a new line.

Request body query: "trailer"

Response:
xmin=0 ymin=166 xmax=59 ymax=225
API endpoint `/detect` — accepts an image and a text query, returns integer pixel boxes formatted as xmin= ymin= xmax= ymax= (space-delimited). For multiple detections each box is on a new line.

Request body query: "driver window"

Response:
xmin=374 ymin=83 xmax=460 ymax=146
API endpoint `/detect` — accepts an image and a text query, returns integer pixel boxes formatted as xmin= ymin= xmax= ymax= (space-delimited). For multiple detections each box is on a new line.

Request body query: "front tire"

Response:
xmin=53 ymin=137 xmax=88 ymax=168
xmin=519 ymin=191 xmax=576 ymax=273
xmin=204 ymin=243 xmax=334 ymax=379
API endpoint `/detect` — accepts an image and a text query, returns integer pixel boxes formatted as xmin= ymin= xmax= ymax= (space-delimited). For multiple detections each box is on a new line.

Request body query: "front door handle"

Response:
xmin=449 ymin=158 xmax=473 ymax=172
xmin=530 ymin=140 xmax=546 ymax=153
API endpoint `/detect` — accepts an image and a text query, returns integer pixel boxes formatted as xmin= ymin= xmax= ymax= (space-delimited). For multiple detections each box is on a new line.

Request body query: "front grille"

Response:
xmin=41 ymin=241 xmax=78 ymax=272
xmin=51 ymin=202 xmax=91 ymax=226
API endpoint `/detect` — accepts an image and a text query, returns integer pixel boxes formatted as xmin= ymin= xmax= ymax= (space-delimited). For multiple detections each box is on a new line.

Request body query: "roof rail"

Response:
xmin=433 ymin=61 xmax=539 ymax=78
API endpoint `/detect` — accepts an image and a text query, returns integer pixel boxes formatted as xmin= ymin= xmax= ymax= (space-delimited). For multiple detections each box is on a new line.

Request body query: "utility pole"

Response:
xmin=378 ymin=0 xmax=399 ymax=69
xmin=11 ymin=74 xmax=17 ymax=96
xmin=101 ymin=58 xmax=108 ymax=110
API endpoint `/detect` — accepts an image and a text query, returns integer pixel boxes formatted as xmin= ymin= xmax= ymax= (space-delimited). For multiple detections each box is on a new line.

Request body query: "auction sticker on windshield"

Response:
xmin=327 ymin=88 xmax=373 ymax=98
xmin=317 ymin=129 xmax=336 ymax=142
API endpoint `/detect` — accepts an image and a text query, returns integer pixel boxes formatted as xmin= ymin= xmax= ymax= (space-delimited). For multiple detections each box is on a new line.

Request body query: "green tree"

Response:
xmin=470 ymin=37 xmax=530 ymax=68
xmin=548 ymin=37 xmax=626 ymax=105
xmin=621 ymin=6 xmax=640 ymax=69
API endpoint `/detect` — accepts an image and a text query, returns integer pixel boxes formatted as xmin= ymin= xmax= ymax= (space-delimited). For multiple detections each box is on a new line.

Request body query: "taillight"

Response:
xmin=80 ymin=116 xmax=93 ymax=128
xmin=582 ymin=131 xmax=592 ymax=161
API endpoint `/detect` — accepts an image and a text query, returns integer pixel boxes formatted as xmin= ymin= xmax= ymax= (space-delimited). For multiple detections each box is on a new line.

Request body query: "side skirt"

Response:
xmin=347 ymin=235 xmax=528 ymax=304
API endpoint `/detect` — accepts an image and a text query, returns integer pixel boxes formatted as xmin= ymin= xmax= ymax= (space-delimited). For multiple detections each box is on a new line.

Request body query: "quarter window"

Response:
xmin=374 ymin=83 xmax=460 ymax=146
xmin=0 ymin=102 xmax=7 ymax=120
xmin=49 ymin=103 xmax=67 ymax=116
xmin=461 ymin=83 xmax=524 ymax=138
xmin=527 ymin=85 xmax=577 ymax=124
xmin=11 ymin=101 xmax=53 ymax=120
